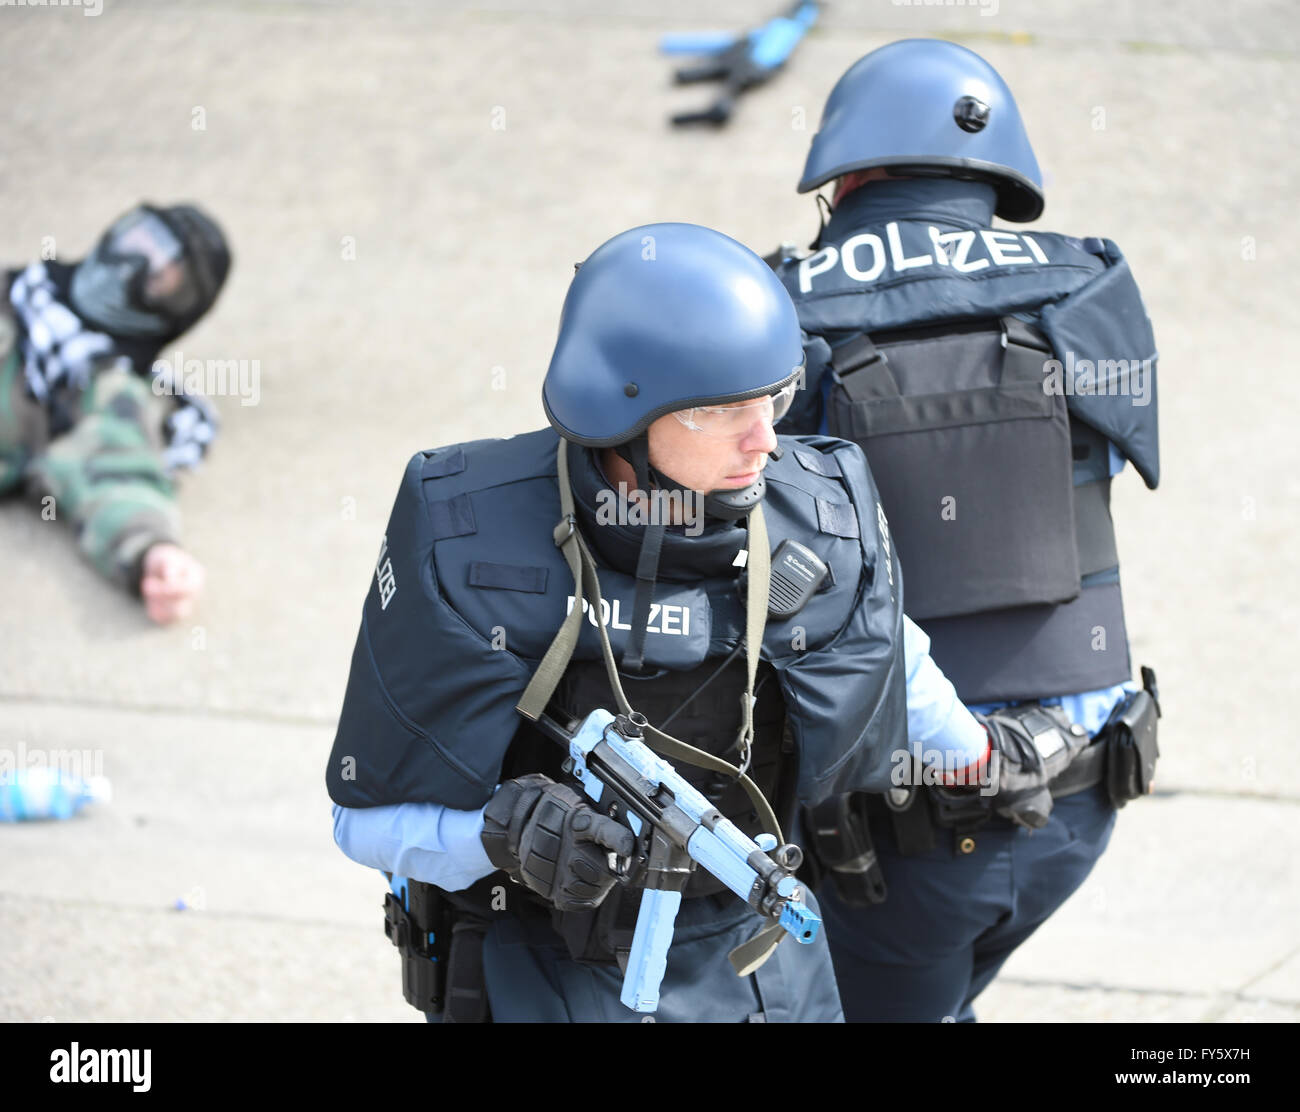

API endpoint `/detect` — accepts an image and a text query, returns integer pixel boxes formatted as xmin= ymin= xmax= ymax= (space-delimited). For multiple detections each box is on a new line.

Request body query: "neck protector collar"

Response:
xmin=566 ymin=440 xmax=747 ymax=581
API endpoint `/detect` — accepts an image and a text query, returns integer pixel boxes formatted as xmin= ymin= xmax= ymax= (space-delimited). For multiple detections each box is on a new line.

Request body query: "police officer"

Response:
xmin=326 ymin=222 xmax=988 ymax=1022
xmin=770 ymin=40 xmax=1162 ymax=1022
xmin=0 ymin=203 xmax=232 ymax=623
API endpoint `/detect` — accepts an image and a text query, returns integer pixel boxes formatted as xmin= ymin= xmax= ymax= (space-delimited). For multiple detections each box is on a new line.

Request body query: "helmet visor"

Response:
xmin=101 ymin=208 xmax=204 ymax=319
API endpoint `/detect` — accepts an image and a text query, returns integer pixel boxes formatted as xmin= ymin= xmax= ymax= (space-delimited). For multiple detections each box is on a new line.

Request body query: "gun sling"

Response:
xmin=517 ymin=440 xmax=781 ymax=840
xmin=516 ymin=440 xmax=798 ymax=978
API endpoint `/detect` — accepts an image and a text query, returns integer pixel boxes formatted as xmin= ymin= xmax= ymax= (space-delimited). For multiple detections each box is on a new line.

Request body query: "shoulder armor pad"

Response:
xmin=326 ymin=438 xmax=551 ymax=811
xmin=1037 ymin=240 xmax=1159 ymax=488
xmin=416 ymin=428 xmax=558 ymax=495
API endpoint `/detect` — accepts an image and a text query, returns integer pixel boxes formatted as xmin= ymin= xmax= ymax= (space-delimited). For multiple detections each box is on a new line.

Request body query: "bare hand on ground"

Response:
xmin=140 ymin=543 xmax=205 ymax=625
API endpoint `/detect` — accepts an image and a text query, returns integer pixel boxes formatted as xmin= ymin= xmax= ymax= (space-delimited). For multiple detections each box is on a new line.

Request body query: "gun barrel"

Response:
xmin=779 ymin=897 xmax=820 ymax=943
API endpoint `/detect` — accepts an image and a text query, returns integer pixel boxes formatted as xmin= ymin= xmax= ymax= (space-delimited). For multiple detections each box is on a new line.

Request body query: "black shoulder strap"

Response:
xmin=830 ymin=333 xmax=897 ymax=404
xmin=1001 ymin=314 xmax=1052 ymax=354
xmin=829 ymin=332 xmax=883 ymax=376
xmin=998 ymin=315 xmax=1057 ymax=394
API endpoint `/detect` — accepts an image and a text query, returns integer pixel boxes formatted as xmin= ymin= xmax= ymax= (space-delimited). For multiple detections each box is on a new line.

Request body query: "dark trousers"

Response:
xmin=428 ymin=888 xmax=843 ymax=1023
xmin=818 ymin=784 xmax=1116 ymax=1022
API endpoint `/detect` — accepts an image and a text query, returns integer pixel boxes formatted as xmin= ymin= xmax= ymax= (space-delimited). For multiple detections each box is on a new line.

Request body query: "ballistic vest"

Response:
xmin=777 ymin=180 xmax=1159 ymax=704
xmin=327 ymin=428 xmax=908 ymax=814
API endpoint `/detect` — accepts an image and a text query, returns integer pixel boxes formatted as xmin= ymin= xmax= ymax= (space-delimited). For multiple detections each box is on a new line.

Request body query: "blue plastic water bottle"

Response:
xmin=0 ymin=768 xmax=112 ymax=821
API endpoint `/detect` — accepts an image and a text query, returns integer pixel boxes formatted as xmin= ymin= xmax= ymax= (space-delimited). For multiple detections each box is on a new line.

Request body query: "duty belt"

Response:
xmin=809 ymin=674 xmax=1160 ymax=891
xmin=880 ymin=676 xmax=1160 ymax=856
xmin=1048 ymin=737 xmax=1109 ymax=799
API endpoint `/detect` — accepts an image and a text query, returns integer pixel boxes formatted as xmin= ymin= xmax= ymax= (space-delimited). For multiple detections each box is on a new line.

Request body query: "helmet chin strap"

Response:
xmin=613 ymin=436 xmax=778 ymax=523
xmin=700 ymin=475 xmax=767 ymax=521
xmin=619 ymin=435 xmax=666 ymax=674
xmin=810 ymin=191 xmax=833 ymax=252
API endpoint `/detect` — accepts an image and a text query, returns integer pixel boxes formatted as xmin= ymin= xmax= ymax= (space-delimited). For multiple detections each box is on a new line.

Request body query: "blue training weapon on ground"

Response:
xmin=533 ymin=706 xmax=821 ymax=1013
xmin=660 ymin=1 xmax=820 ymax=126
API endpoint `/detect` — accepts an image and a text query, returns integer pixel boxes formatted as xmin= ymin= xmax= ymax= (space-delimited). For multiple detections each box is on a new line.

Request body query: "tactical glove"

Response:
xmin=977 ymin=706 xmax=1091 ymax=830
xmin=481 ymin=774 xmax=636 ymax=913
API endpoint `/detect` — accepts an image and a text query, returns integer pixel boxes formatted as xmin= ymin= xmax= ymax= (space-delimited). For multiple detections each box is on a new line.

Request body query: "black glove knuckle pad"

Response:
xmin=482 ymin=775 xmax=627 ymax=911
xmin=520 ymin=798 xmax=567 ymax=889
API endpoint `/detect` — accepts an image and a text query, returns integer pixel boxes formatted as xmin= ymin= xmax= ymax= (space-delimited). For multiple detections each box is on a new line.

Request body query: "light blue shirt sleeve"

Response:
xmin=332 ymin=801 xmax=496 ymax=892
xmin=902 ymin=615 xmax=989 ymax=771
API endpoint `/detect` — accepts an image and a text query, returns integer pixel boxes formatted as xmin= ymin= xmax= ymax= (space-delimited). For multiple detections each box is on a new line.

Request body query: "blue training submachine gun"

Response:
xmin=660 ymin=1 xmax=820 ymax=126
xmin=533 ymin=706 xmax=821 ymax=1013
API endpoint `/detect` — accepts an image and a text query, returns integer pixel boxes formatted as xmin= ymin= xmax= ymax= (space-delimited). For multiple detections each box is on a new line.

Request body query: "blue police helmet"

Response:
xmin=543 ymin=223 xmax=805 ymax=447
xmin=798 ymin=39 xmax=1044 ymax=223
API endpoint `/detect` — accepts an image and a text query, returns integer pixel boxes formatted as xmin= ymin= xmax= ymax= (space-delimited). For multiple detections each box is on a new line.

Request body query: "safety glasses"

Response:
xmin=672 ymin=380 xmax=798 ymax=438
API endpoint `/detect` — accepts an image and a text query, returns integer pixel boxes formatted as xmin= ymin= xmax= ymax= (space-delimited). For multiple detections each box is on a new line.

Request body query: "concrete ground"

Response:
xmin=0 ymin=0 xmax=1295 ymax=1023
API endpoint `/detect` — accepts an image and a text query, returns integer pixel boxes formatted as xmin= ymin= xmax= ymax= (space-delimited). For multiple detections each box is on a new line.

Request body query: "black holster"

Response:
xmin=383 ymin=876 xmax=491 ymax=1023
xmin=1102 ymin=666 xmax=1161 ymax=808
xmin=802 ymin=793 xmax=888 ymax=908
xmin=383 ymin=877 xmax=450 ymax=1014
